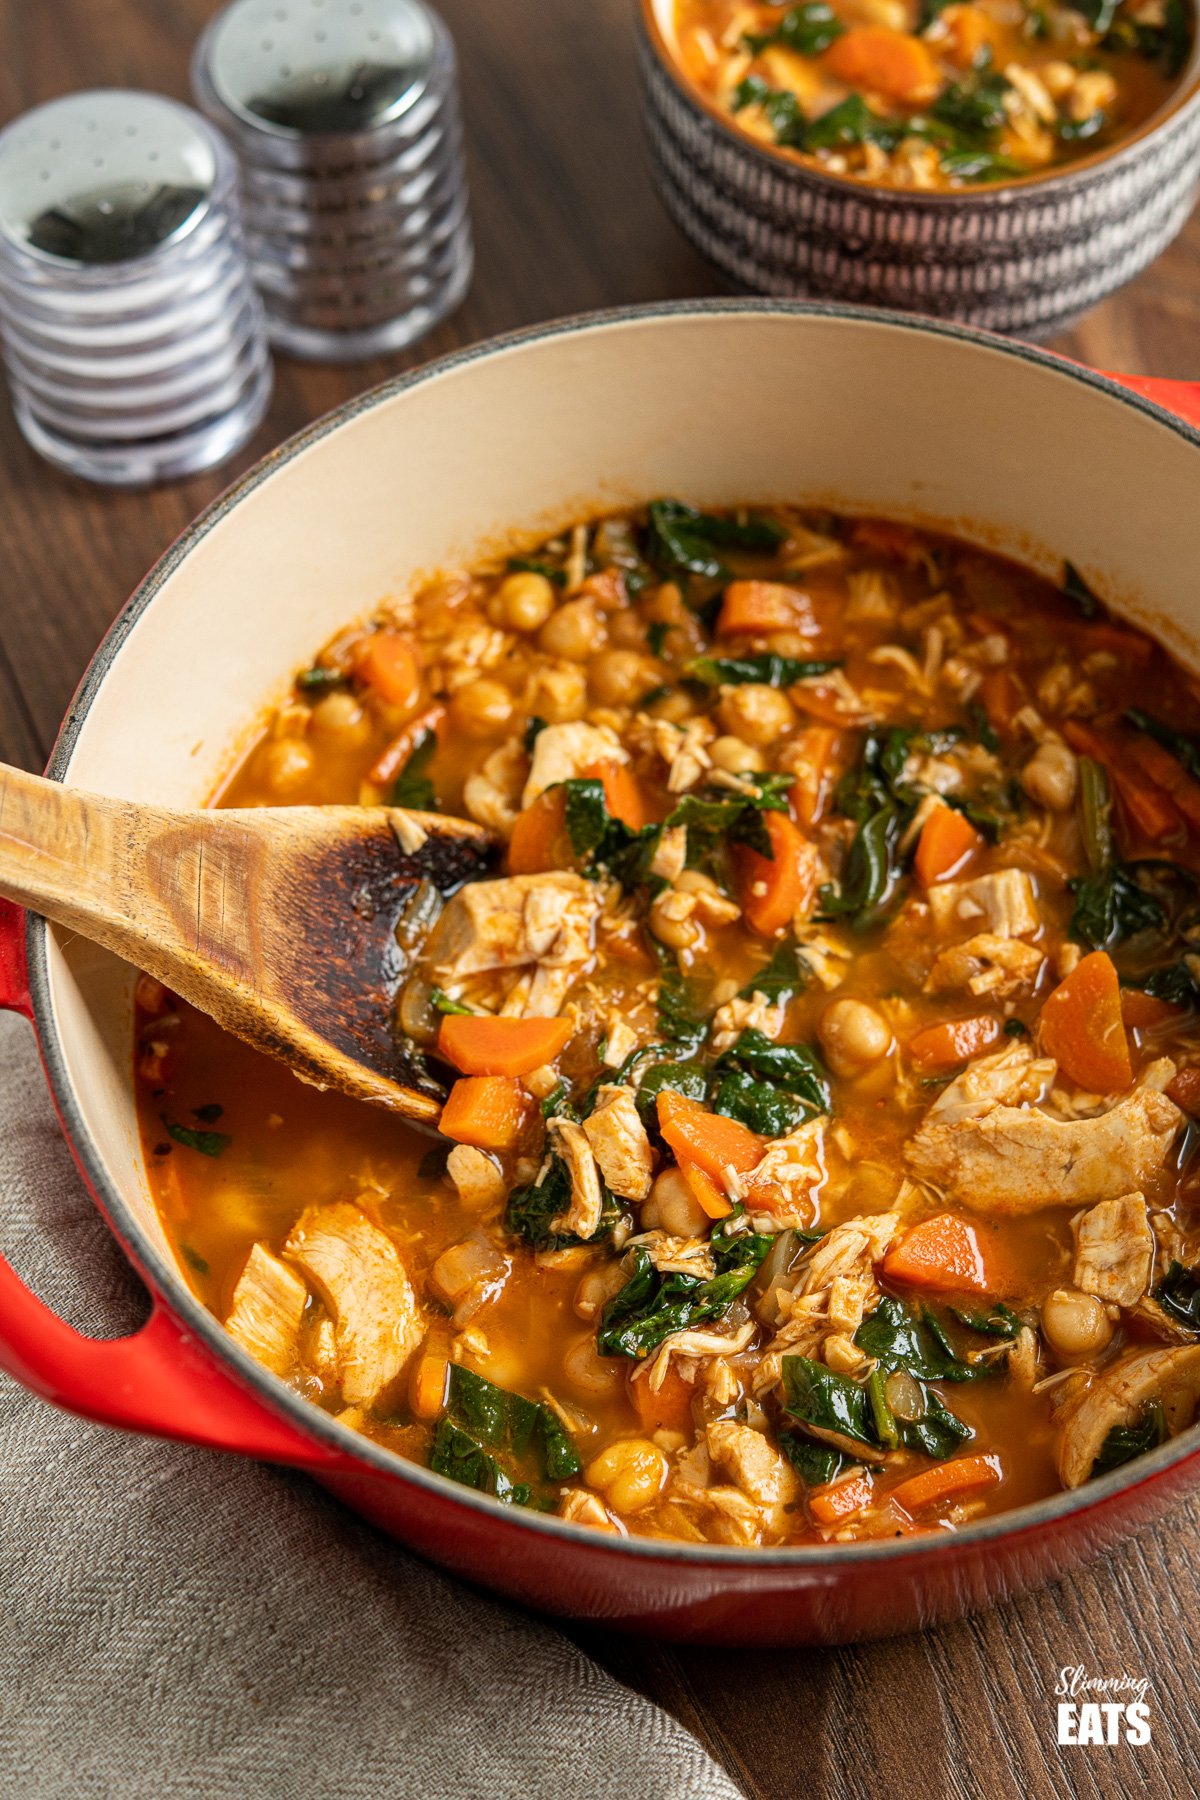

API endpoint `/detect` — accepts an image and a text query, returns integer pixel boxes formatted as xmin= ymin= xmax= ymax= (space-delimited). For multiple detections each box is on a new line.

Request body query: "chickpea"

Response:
xmin=526 ymin=661 xmax=587 ymax=723
xmin=588 ymin=647 xmax=657 ymax=709
xmin=488 ymin=570 xmax=556 ymax=632
xmin=309 ymin=688 xmax=372 ymax=750
xmin=716 ymin=683 xmax=797 ymax=746
xmin=641 ymin=1167 xmax=710 ymax=1238
xmin=260 ymin=737 xmax=315 ymax=796
xmin=649 ymin=889 xmax=699 ymax=951
xmin=818 ymin=997 xmax=892 ymax=1077
xmin=584 ymin=1438 xmax=669 ymax=1514
xmin=538 ymin=599 xmax=606 ymax=662
xmin=709 ymin=734 xmax=766 ymax=774
xmin=609 ymin=609 xmax=652 ymax=650
xmin=563 ymin=1334 xmax=625 ymax=1396
xmin=450 ymin=678 xmax=514 ymax=738
xmin=647 ymin=689 xmax=696 ymax=724
xmin=1041 ymin=1287 xmax=1113 ymax=1360
xmin=1021 ymin=740 xmax=1078 ymax=813
xmin=574 ymin=1261 xmax=628 ymax=1321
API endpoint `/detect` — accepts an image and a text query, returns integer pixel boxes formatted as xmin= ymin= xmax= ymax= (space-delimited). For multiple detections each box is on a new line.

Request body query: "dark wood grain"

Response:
xmin=0 ymin=2 xmax=1197 ymax=1794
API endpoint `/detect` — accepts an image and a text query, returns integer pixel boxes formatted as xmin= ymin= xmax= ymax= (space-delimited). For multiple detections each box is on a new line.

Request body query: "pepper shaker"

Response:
xmin=0 ymin=90 xmax=272 ymax=486
xmin=193 ymin=0 xmax=472 ymax=362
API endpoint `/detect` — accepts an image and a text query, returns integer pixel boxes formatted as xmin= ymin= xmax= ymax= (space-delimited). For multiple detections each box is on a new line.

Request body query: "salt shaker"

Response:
xmin=192 ymin=0 xmax=472 ymax=362
xmin=0 ymin=90 xmax=272 ymax=486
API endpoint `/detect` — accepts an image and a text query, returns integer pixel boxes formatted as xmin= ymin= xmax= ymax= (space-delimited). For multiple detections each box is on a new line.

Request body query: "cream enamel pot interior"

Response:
xmin=5 ymin=303 xmax=1200 ymax=1646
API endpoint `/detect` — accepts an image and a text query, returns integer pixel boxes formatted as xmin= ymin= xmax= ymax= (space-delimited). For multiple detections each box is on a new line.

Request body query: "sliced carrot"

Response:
xmin=914 ymin=803 xmax=983 ymax=888
xmin=882 ymin=1216 xmax=988 ymax=1294
xmin=1121 ymin=989 xmax=1184 ymax=1031
xmin=1167 ymin=1066 xmax=1200 ymax=1115
xmin=581 ymin=758 xmax=648 ymax=831
xmin=355 ymin=631 xmax=422 ymax=709
xmin=1062 ymin=721 xmax=1182 ymax=842
xmin=1069 ymin=620 xmax=1154 ymax=665
xmin=735 ymin=810 xmax=817 ymax=937
xmin=439 ymin=1076 xmax=531 ymax=1151
xmin=657 ymin=1090 xmax=764 ymax=1190
xmin=1125 ymin=733 xmax=1200 ymax=834
xmin=823 ymin=26 xmax=940 ymax=103
xmin=908 ymin=1014 xmax=1002 ymax=1073
xmin=890 ymin=1453 xmax=1002 ymax=1515
xmin=978 ymin=668 xmax=1020 ymax=734
xmin=809 ymin=1472 xmax=875 ymax=1527
xmin=507 ymin=787 xmax=573 ymax=874
xmin=850 ymin=519 xmax=918 ymax=559
xmin=1039 ymin=951 xmax=1132 ymax=1092
xmin=678 ymin=1157 xmax=735 ymax=1221
xmin=789 ymin=726 xmax=842 ymax=830
xmin=940 ymin=3 xmax=993 ymax=67
xmin=367 ymin=703 xmax=445 ymax=789
xmin=409 ymin=1338 xmax=451 ymax=1420
xmin=630 ymin=1364 xmax=695 ymax=1435
xmin=438 ymin=1013 xmax=573 ymax=1078
xmin=717 ymin=580 xmax=814 ymax=637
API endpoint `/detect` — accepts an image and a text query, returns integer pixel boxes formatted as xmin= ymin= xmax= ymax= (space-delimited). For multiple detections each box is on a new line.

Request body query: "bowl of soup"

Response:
xmin=3 ymin=302 xmax=1200 ymax=1644
xmin=638 ymin=0 xmax=1200 ymax=334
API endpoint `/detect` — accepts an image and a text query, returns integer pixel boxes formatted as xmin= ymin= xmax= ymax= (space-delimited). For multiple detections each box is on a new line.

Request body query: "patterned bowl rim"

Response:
xmin=638 ymin=0 xmax=1200 ymax=204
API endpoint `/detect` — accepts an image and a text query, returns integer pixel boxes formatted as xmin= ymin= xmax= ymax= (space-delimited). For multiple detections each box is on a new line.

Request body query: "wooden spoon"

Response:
xmin=0 ymin=761 xmax=497 ymax=1122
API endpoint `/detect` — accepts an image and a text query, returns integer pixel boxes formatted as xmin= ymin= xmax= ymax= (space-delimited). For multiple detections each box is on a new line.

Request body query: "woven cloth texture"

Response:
xmin=0 ymin=1012 xmax=743 ymax=1800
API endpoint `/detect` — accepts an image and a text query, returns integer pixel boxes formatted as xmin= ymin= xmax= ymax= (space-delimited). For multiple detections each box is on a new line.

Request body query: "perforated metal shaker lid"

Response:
xmin=0 ymin=91 xmax=227 ymax=268
xmin=201 ymin=0 xmax=438 ymax=140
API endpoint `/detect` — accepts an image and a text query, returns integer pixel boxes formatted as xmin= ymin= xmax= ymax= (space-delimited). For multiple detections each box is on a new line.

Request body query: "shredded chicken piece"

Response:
xmin=522 ymin=720 xmax=627 ymax=807
xmin=462 ymin=739 xmax=526 ymax=834
xmin=928 ymin=869 xmax=1040 ymax=939
xmin=446 ymin=1144 xmax=507 ymax=1212
xmin=420 ymin=872 xmax=600 ymax=1018
xmin=582 ymin=1084 xmax=654 ymax=1201
xmin=285 ymin=1202 xmax=424 ymax=1405
xmin=601 ymin=1013 xmax=640 ymax=1068
xmin=706 ymin=1420 xmax=798 ymax=1508
xmin=744 ymin=1119 xmax=827 ymax=1229
xmin=1073 ymin=1193 xmax=1155 ymax=1308
xmin=639 ymin=1319 xmax=757 ymax=1392
xmin=547 ymin=1117 xmax=605 ymax=1240
xmin=709 ymin=990 xmax=785 ymax=1055
xmin=926 ymin=933 xmax=1044 ymax=1000
xmin=559 ymin=1487 xmax=624 ymax=1533
xmin=649 ymin=824 xmax=688 ymax=884
xmin=907 ymin=1047 xmax=1183 ymax=1215
xmin=628 ymin=1231 xmax=716 ymax=1279
xmin=224 ymin=1243 xmax=308 ymax=1378
xmin=1056 ymin=1345 xmax=1200 ymax=1487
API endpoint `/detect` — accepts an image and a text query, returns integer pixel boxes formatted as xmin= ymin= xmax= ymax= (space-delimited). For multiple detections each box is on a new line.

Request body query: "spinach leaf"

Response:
xmin=951 ymin=1301 xmax=1022 ymax=1340
xmin=430 ymin=988 xmax=475 ymax=1016
xmin=855 ymin=1297 xmax=979 ymax=1384
xmin=686 ymin=653 xmax=840 ymax=688
xmin=523 ymin=715 xmax=547 ymax=752
xmin=507 ymin=554 xmax=567 ymax=587
xmin=745 ymin=1 xmax=844 ymax=55
xmin=506 ymin=1157 xmax=617 ymax=1252
xmin=715 ymin=1028 xmax=830 ymax=1115
xmin=297 ymin=665 xmax=347 ymax=692
xmin=430 ymin=1365 xmax=581 ymax=1505
xmin=1091 ymin=1399 xmax=1166 ymax=1477
xmin=897 ymin=1389 xmax=975 ymax=1459
xmin=558 ymin=777 xmax=659 ymax=887
xmin=1069 ymin=863 xmax=1166 ymax=951
xmin=163 ymin=1117 xmax=230 ymax=1158
xmin=1154 ymin=1261 xmax=1200 ymax=1332
xmin=780 ymin=1434 xmax=845 ymax=1486
xmin=644 ymin=500 xmax=787 ymax=581
xmin=1063 ymin=560 xmax=1102 ymax=618
xmin=1142 ymin=962 xmax=1200 ymax=1008
xmin=930 ymin=69 xmax=1010 ymax=139
xmin=668 ymin=776 xmax=792 ymax=864
xmin=711 ymin=1070 xmax=809 ymax=1136
xmin=731 ymin=75 xmax=808 ymax=147
xmin=636 ymin=1058 xmax=709 ymax=1121
xmin=938 ymin=147 xmax=1024 ymax=181
xmin=1125 ymin=707 xmax=1200 ymax=782
xmin=804 ymin=94 xmax=902 ymax=150
xmin=429 ymin=1419 xmax=532 ymax=1505
xmin=390 ymin=729 xmax=438 ymax=811
xmin=819 ymin=804 xmax=901 ymax=925
xmin=781 ymin=1356 xmax=875 ymax=1448
xmin=740 ymin=940 xmax=809 ymax=1004
xmin=653 ymin=943 xmax=709 ymax=1051
xmin=1075 ymin=0 xmax=1121 ymax=34
xmin=967 ymin=698 xmax=999 ymax=754
xmin=597 ymin=1223 xmax=772 ymax=1359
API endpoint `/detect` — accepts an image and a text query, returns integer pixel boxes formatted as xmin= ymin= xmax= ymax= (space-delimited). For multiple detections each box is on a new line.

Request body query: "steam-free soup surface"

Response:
xmin=138 ymin=504 xmax=1200 ymax=1546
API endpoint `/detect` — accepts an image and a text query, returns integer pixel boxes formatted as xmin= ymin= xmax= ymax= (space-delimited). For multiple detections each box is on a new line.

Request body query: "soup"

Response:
xmin=137 ymin=503 xmax=1200 ymax=1546
xmin=668 ymin=0 xmax=1189 ymax=189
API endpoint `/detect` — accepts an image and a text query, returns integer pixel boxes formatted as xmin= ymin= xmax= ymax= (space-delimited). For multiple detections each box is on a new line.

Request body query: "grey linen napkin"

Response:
xmin=0 ymin=1013 xmax=744 ymax=1800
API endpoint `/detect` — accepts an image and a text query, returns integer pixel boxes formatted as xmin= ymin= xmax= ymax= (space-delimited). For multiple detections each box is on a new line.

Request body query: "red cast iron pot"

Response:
xmin=1 ymin=303 xmax=1199 ymax=1645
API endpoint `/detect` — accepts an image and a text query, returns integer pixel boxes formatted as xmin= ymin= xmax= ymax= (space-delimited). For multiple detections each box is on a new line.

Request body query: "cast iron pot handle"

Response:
xmin=0 ymin=898 xmax=350 ymax=1470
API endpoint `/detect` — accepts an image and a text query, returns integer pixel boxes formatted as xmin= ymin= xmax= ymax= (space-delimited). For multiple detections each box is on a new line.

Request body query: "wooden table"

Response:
xmin=1 ymin=2 xmax=1197 ymax=1794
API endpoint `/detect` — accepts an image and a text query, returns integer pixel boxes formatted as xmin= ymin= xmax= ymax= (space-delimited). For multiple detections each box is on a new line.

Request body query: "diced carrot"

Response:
xmin=1120 ymin=989 xmax=1184 ymax=1031
xmin=789 ymin=726 xmax=842 ymax=830
xmin=735 ymin=811 xmax=817 ymax=937
xmin=581 ymin=759 xmax=648 ymax=831
xmin=1125 ymin=734 xmax=1200 ymax=834
xmin=908 ymin=1014 xmax=1002 ymax=1073
xmin=889 ymin=1453 xmax=1002 ymax=1515
xmin=882 ymin=1216 xmax=988 ymax=1294
xmin=823 ymin=26 xmax=941 ymax=104
xmin=717 ymin=580 xmax=814 ymax=637
xmin=1038 ymin=950 xmax=1132 ymax=1092
xmin=1069 ymin=620 xmax=1154 ymax=665
xmin=850 ymin=519 xmax=918 ymax=559
xmin=437 ymin=1013 xmax=572 ymax=1077
xmin=1167 ymin=1066 xmax=1200 ymax=1115
xmin=914 ymin=803 xmax=983 ymax=888
xmin=1062 ymin=720 xmax=1182 ymax=843
xmin=978 ymin=668 xmax=1020 ymax=733
xmin=577 ymin=567 xmax=627 ymax=610
xmin=367 ymin=704 xmax=445 ymax=789
xmin=657 ymin=1090 xmax=764 ymax=1190
xmin=678 ymin=1158 xmax=735 ymax=1221
xmin=809 ymin=1472 xmax=875 ymax=1526
xmin=630 ymin=1364 xmax=695 ymax=1435
xmin=354 ymin=631 xmax=422 ymax=708
xmin=940 ymin=3 xmax=993 ymax=67
xmin=439 ymin=1076 xmax=530 ymax=1151
xmin=409 ymin=1339 xmax=451 ymax=1420
xmin=508 ymin=787 xmax=573 ymax=874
